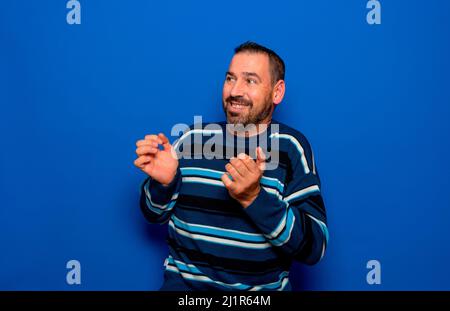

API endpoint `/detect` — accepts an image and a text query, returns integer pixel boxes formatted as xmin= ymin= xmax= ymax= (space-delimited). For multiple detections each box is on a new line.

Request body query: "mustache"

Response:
xmin=225 ymin=96 xmax=252 ymax=107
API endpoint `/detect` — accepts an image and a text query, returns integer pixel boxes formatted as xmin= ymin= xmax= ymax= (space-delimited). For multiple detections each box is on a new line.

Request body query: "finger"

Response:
xmin=136 ymin=139 xmax=159 ymax=148
xmin=135 ymin=145 xmax=159 ymax=156
xmin=230 ymin=157 xmax=249 ymax=177
xmin=158 ymin=133 xmax=172 ymax=151
xmin=221 ymin=173 xmax=235 ymax=190
xmin=158 ymin=132 xmax=169 ymax=144
xmin=225 ymin=163 xmax=242 ymax=181
xmin=134 ymin=155 xmax=152 ymax=168
xmin=136 ymin=138 xmax=158 ymax=147
xmin=145 ymin=134 xmax=163 ymax=145
xmin=256 ymin=147 xmax=266 ymax=171
xmin=237 ymin=153 xmax=258 ymax=173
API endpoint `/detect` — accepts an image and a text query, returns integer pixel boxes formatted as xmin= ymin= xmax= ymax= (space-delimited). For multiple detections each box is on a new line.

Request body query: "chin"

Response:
xmin=227 ymin=116 xmax=246 ymax=126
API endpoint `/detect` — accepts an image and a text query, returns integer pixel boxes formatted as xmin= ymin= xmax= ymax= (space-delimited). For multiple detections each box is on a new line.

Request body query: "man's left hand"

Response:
xmin=221 ymin=147 xmax=266 ymax=208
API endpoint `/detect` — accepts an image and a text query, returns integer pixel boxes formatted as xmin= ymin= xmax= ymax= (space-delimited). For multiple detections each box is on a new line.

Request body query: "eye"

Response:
xmin=247 ymin=78 xmax=257 ymax=85
xmin=226 ymin=75 xmax=236 ymax=82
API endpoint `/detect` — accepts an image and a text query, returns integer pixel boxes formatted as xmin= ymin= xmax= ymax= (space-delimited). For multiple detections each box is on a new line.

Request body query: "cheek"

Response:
xmin=222 ymin=84 xmax=231 ymax=98
xmin=248 ymin=90 xmax=264 ymax=105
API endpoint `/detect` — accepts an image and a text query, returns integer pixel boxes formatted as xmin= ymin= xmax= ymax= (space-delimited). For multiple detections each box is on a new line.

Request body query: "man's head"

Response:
xmin=223 ymin=41 xmax=286 ymax=126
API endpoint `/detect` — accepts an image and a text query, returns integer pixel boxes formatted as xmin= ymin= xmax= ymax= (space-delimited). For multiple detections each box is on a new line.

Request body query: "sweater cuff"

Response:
xmin=147 ymin=168 xmax=182 ymax=204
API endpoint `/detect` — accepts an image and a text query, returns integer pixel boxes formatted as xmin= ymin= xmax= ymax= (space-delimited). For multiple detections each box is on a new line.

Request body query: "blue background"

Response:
xmin=1 ymin=0 xmax=449 ymax=290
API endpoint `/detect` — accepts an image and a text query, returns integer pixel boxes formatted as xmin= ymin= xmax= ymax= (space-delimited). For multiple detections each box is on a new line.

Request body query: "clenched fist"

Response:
xmin=134 ymin=133 xmax=178 ymax=186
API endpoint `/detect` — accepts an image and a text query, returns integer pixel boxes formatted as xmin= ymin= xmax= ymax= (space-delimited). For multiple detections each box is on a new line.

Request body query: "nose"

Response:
xmin=230 ymin=78 xmax=245 ymax=98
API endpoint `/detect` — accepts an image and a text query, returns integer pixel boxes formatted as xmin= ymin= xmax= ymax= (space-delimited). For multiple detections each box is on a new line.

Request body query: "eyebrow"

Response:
xmin=225 ymin=71 xmax=262 ymax=82
xmin=243 ymin=72 xmax=261 ymax=82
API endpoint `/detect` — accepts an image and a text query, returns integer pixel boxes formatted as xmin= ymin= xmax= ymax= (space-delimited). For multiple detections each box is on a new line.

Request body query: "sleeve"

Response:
xmin=139 ymin=167 xmax=182 ymax=224
xmin=243 ymin=135 xmax=329 ymax=265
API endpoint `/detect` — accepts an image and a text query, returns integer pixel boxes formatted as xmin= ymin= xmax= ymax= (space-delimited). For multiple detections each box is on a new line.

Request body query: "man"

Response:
xmin=134 ymin=42 xmax=328 ymax=291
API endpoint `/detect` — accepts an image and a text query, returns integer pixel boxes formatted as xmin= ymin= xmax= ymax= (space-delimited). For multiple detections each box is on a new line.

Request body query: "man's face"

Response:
xmin=222 ymin=52 xmax=274 ymax=126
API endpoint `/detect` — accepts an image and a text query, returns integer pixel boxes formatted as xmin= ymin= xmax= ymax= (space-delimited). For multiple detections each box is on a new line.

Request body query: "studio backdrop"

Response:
xmin=1 ymin=0 xmax=450 ymax=290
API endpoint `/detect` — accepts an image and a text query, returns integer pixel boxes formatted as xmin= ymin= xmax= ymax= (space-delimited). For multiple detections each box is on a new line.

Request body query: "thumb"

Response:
xmin=256 ymin=147 xmax=266 ymax=171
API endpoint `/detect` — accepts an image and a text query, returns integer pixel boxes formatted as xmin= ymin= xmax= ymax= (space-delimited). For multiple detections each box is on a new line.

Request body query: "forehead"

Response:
xmin=228 ymin=52 xmax=270 ymax=77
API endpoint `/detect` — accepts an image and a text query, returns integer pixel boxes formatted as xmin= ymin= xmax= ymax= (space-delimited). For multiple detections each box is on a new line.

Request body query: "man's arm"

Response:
xmin=222 ymin=137 xmax=328 ymax=265
xmin=244 ymin=172 xmax=328 ymax=265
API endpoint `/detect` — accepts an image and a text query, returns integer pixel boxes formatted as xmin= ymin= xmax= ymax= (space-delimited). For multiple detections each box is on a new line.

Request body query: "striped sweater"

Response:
xmin=139 ymin=120 xmax=328 ymax=291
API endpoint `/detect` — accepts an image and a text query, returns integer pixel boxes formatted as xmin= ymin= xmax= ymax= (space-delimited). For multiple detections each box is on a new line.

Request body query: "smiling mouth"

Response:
xmin=228 ymin=101 xmax=250 ymax=110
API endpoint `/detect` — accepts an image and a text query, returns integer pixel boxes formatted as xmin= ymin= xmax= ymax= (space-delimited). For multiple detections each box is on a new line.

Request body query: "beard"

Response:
xmin=222 ymin=94 xmax=273 ymax=126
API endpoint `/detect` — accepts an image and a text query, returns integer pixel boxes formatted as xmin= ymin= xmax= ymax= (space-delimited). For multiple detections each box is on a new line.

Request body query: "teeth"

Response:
xmin=231 ymin=103 xmax=246 ymax=108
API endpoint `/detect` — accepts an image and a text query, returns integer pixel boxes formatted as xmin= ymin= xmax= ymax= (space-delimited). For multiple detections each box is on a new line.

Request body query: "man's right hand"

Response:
xmin=134 ymin=133 xmax=179 ymax=186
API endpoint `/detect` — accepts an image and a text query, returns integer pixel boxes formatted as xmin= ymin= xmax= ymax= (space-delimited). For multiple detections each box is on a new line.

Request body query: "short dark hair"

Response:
xmin=234 ymin=41 xmax=285 ymax=85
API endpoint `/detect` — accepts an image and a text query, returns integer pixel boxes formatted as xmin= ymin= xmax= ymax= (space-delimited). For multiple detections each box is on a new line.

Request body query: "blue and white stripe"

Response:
xmin=270 ymin=132 xmax=310 ymax=174
xmin=169 ymin=215 xmax=272 ymax=249
xmin=284 ymin=185 xmax=320 ymax=203
xmin=165 ymin=256 xmax=289 ymax=291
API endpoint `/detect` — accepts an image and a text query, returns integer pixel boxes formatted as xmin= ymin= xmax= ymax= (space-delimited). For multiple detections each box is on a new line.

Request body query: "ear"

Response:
xmin=272 ymin=80 xmax=285 ymax=106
